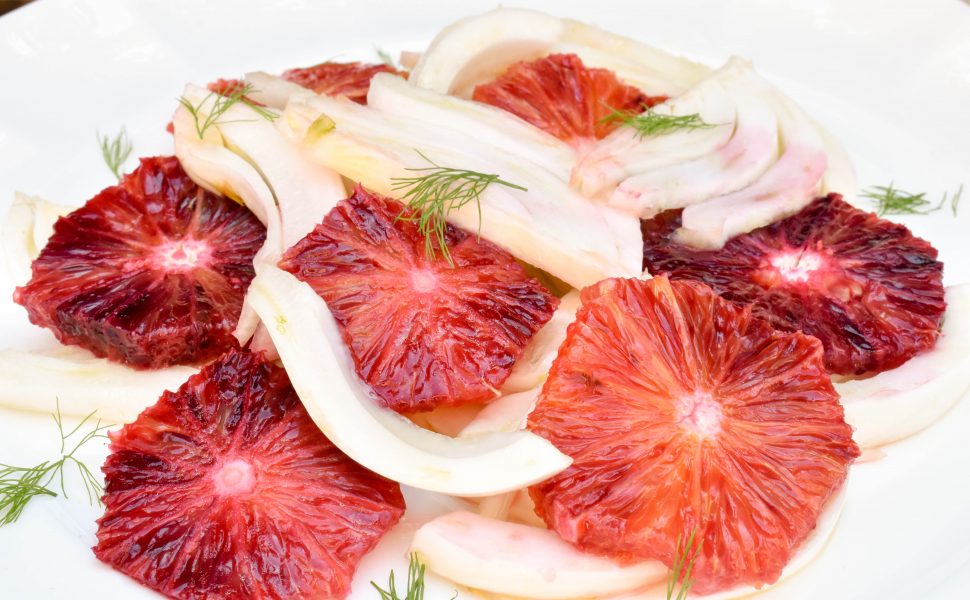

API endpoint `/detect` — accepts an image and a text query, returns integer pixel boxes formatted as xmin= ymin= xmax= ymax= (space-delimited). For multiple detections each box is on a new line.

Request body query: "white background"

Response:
xmin=1 ymin=0 xmax=969 ymax=598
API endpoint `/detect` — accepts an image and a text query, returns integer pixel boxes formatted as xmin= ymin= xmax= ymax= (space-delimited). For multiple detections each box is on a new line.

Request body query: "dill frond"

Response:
xmin=861 ymin=183 xmax=963 ymax=217
xmin=371 ymin=553 xmax=427 ymax=600
xmin=97 ymin=127 xmax=133 ymax=181
xmin=667 ymin=527 xmax=703 ymax=600
xmin=177 ymin=82 xmax=278 ymax=140
xmin=601 ymin=106 xmax=716 ymax=139
xmin=392 ymin=150 xmax=526 ymax=265
xmin=0 ymin=401 xmax=110 ymax=527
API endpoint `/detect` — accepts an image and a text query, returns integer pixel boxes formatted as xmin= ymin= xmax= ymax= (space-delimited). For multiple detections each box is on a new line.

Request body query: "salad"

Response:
xmin=2 ymin=6 xmax=969 ymax=600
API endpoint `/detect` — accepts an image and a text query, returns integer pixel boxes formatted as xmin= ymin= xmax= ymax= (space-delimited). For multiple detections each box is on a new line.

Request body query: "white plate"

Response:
xmin=1 ymin=0 xmax=969 ymax=598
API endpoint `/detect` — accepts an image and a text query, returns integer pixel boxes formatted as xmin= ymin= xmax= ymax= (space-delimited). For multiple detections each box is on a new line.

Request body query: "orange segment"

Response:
xmin=528 ymin=276 xmax=859 ymax=593
xmin=279 ymin=186 xmax=558 ymax=414
xmin=472 ymin=53 xmax=666 ymax=146
xmin=641 ymin=194 xmax=946 ymax=375
xmin=281 ymin=61 xmax=406 ymax=104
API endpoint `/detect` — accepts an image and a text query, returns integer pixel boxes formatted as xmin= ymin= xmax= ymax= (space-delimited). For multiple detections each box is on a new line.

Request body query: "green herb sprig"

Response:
xmin=0 ymin=402 xmax=110 ymax=527
xmin=376 ymin=46 xmax=399 ymax=70
xmin=601 ymin=106 xmax=716 ymax=139
xmin=861 ymin=183 xmax=963 ymax=217
xmin=667 ymin=527 xmax=703 ymax=600
xmin=177 ymin=82 xmax=278 ymax=140
xmin=371 ymin=553 xmax=426 ymax=600
xmin=97 ymin=127 xmax=133 ymax=181
xmin=392 ymin=151 xmax=527 ymax=265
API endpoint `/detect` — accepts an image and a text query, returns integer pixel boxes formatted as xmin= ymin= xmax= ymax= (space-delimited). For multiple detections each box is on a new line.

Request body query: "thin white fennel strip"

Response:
xmin=2 ymin=192 xmax=72 ymax=287
xmin=838 ymin=284 xmax=970 ymax=449
xmin=0 ymin=346 xmax=196 ymax=423
xmin=280 ymin=92 xmax=642 ymax=288
xmin=410 ymin=511 xmax=667 ymax=599
xmin=607 ymin=485 xmax=849 ymax=599
xmin=609 ymin=62 xmax=780 ymax=219
xmin=247 ymin=266 xmax=571 ymax=497
xmin=816 ymin=118 xmax=857 ymax=199
xmin=173 ymin=84 xmax=346 ymax=344
xmin=459 ymin=387 xmax=542 ymax=437
xmin=246 ymin=71 xmax=576 ymax=182
xmin=501 ymin=290 xmax=582 ymax=393
xmin=175 ymin=84 xmax=345 ymax=250
xmin=410 ymin=7 xmax=707 ymax=98
xmin=674 ymin=88 xmax=828 ymax=249
xmin=572 ymin=57 xmax=746 ymax=200
xmin=172 ymin=93 xmax=282 ymax=344
xmin=366 ymin=72 xmax=576 ymax=181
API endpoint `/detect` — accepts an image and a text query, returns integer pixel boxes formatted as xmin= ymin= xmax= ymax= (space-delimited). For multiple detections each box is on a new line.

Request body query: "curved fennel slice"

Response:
xmin=242 ymin=71 xmax=308 ymax=109
xmin=2 ymin=192 xmax=72 ymax=287
xmin=172 ymin=88 xmax=283 ymax=343
xmin=607 ymin=485 xmax=849 ymax=599
xmin=674 ymin=88 xmax=828 ymax=249
xmin=815 ymin=118 xmax=857 ymax=199
xmin=410 ymin=7 xmax=566 ymax=96
xmin=572 ymin=57 xmax=747 ymax=200
xmin=546 ymin=41 xmax=681 ymax=97
xmin=501 ymin=290 xmax=582 ymax=393
xmin=558 ymin=18 xmax=710 ymax=95
xmin=0 ymin=346 xmax=196 ymax=423
xmin=459 ymin=387 xmax=541 ymax=437
xmin=174 ymin=84 xmax=346 ymax=345
xmin=608 ymin=63 xmax=781 ymax=219
xmin=280 ymin=94 xmax=642 ymax=288
xmin=410 ymin=7 xmax=707 ymax=98
xmin=410 ymin=511 xmax=668 ymax=600
xmin=366 ymin=72 xmax=576 ymax=181
xmin=246 ymin=266 xmax=572 ymax=496
xmin=838 ymin=284 xmax=970 ymax=449
xmin=177 ymin=84 xmax=345 ymax=249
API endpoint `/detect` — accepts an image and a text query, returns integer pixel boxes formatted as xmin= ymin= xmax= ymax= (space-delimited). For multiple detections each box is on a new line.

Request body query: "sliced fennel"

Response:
xmin=410 ymin=511 xmax=668 ymax=599
xmin=242 ymin=71 xmax=308 ymax=110
xmin=173 ymin=90 xmax=283 ymax=343
xmin=280 ymin=93 xmax=642 ymax=288
xmin=558 ymin=16 xmax=710 ymax=95
xmin=459 ymin=387 xmax=541 ymax=437
xmin=501 ymin=290 xmax=581 ymax=393
xmin=546 ymin=41 xmax=681 ymax=97
xmin=838 ymin=284 xmax=970 ymax=448
xmin=609 ymin=63 xmax=780 ymax=220
xmin=816 ymin=118 xmax=857 ymax=199
xmin=674 ymin=88 xmax=827 ymax=248
xmin=2 ymin=192 xmax=72 ymax=286
xmin=175 ymin=84 xmax=345 ymax=250
xmin=367 ymin=73 xmax=576 ymax=181
xmin=0 ymin=346 xmax=195 ymax=423
xmin=608 ymin=486 xmax=849 ymax=599
xmin=410 ymin=7 xmax=707 ymax=98
xmin=174 ymin=84 xmax=345 ymax=344
xmin=573 ymin=57 xmax=745 ymax=200
xmin=246 ymin=266 xmax=572 ymax=496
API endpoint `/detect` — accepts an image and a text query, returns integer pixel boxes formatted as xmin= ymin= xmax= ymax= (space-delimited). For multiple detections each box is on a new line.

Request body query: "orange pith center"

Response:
xmin=770 ymin=251 xmax=823 ymax=283
xmin=409 ymin=268 xmax=439 ymax=293
xmin=155 ymin=238 xmax=211 ymax=272
xmin=677 ymin=391 xmax=723 ymax=437
xmin=213 ymin=459 xmax=256 ymax=496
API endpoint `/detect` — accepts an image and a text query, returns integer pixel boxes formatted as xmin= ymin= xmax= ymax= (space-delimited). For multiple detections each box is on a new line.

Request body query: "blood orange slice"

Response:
xmin=279 ymin=186 xmax=558 ymax=414
xmin=641 ymin=193 xmax=946 ymax=375
xmin=472 ymin=53 xmax=665 ymax=146
xmin=280 ymin=61 xmax=406 ymax=104
xmin=14 ymin=156 xmax=265 ymax=369
xmin=528 ymin=276 xmax=859 ymax=593
xmin=95 ymin=349 xmax=405 ymax=600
